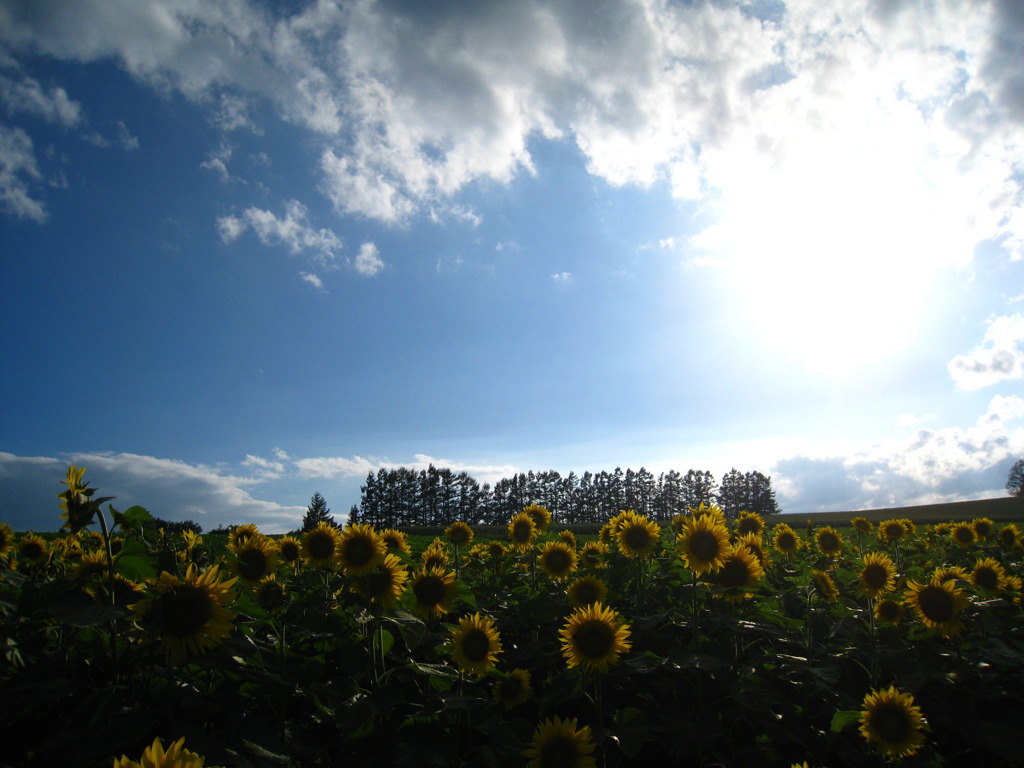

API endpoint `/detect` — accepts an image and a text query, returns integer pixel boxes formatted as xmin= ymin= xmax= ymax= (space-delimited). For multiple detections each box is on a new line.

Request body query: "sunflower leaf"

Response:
xmin=830 ymin=709 xmax=861 ymax=733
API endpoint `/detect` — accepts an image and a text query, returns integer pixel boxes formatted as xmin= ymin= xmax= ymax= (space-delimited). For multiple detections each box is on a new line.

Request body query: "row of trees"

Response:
xmin=347 ymin=465 xmax=780 ymax=529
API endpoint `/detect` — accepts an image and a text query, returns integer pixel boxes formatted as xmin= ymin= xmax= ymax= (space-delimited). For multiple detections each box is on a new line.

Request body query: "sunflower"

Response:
xmin=410 ymin=567 xmax=458 ymax=620
xmin=677 ymin=514 xmax=730 ymax=576
xmin=74 ymin=549 xmax=108 ymax=580
xmin=670 ymin=513 xmax=690 ymax=537
xmin=277 ymin=535 xmax=302 ymax=565
xmin=253 ymin=574 xmax=286 ymax=612
xmin=131 ymin=564 xmax=237 ymax=664
xmin=735 ymin=532 xmax=771 ymax=569
xmin=523 ymin=716 xmax=596 ymax=768
xmin=538 ymin=541 xmax=578 ymax=581
xmin=558 ymin=529 xmax=577 ymax=548
xmin=972 ymin=517 xmax=994 ymax=541
xmin=445 ymin=521 xmax=474 ymax=547
xmin=771 ymin=523 xmax=802 ymax=556
xmin=114 ymin=736 xmax=207 ymax=768
xmin=16 ymin=533 xmax=49 ymax=565
xmin=614 ymin=512 xmax=660 ymax=558
xmin=690 ymin=502 xmax=727 ymax=527
xmin=874 ymin=598 xmax=903 ymax=624
xmin=811 ymin=569 xmax=839 ymax=603
xmin=815 ymin=527 xmax=844 ymax=557
xmin=87 ymin=572 xmax=146 ymax=608
xmin=450 ymin=612 xmax=502 ymax=676
xmin=559 ymin=602 xmax=632 ymax=672
xmin=970 ymin=556 xmax=1009 ymax=594
xmin=523 ymin=503 xmax=552 ymax=534
xmin=712 ymin=543 xmax=764 ymax=603
xmin=858 ymin=686 xmax=926 ymax=760
xmin=493 ymin=667 xmax=532 ymax=710
xmin=229 ymin=523 xmax=261 ymax=549
xmin=229 ymin=534 xmax=279 ymax=584
xmin=851 ymin=517 xmax=873 ymax=534
xmin=859 ymin=552 xmax=897 ymax=599
xmin=735 ymin=511 xmax=765 ymax=537
xmin=486 ymin=540 xmax=508 ymax=562
xmin=337 ymin=523 xmax=386 ymax=576
xmin=508 ymin=512 xmax=538 ymax=551
xmin=878 ymin=519 xmax=908 ymax=543
xmin=998 ymin=523 xmax=1021 ymax=550
xmin=904 ymin=578 xmax=967 ymax=637
xmin=421 ymin=540 xmax=449 ymax=571
xmin=354 ymin=553 xmax=409 ymax=606
xmin=567 ymin=575 xmax=609 ymax=608
xmin=301 ymin=523 xmax=342 ymax=568
xmin=0 ymin=522 xmax=13 ymax=557
xmin=949 ymin=522 xmax=976 ymax=548
xmin=380 ymin=528 xmax=412 ymax=556
xmin=577 ymin=541 xmax=608 ymax=569
xmin=932 ymin=565 xmax=969 ymax=584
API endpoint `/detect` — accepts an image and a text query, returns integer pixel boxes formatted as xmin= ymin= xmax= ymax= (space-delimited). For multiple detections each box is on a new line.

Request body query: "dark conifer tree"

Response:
xmin=302 ymin=492 xmax=335 ymax=531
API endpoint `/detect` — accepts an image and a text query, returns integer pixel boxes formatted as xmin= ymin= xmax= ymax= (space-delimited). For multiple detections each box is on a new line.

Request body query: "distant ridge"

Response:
xmin=767 ymin=495 xmax=1024 ymax=526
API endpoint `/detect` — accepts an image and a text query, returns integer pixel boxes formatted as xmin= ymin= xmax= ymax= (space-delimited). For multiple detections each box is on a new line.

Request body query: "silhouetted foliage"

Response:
xmin=355 ymin=464 xmax=781 ymax=527
xmin=1008 ymin=458 xmax=1024 ymax=497
xmin=302 ymin=491 xmax=335 ymax=531
xmin=151 ymin=517 xmax=203 ymax=535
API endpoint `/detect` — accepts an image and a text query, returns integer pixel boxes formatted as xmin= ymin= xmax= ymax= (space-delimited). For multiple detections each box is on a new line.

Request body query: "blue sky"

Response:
xmin=2 ymin=0 xmax=1023 ymax=533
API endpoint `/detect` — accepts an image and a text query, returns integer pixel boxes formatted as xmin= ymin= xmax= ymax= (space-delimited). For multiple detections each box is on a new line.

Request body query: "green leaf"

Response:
xmin=831 ymin=709 xmax=862 ymax=734
xmin=374 ymin=627 xmax=395 ymax=655
xmin=47 ymin=589 xmax=124 ymax=627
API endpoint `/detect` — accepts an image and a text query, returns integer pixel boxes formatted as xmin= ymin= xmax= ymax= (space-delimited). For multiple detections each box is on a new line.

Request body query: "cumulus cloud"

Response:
xmin=218 ymin=200 xmax=342 ymax=263
xmin=300 ymin=271 xmax=324 ymax=290
xmin=774 ymin=395 xmax=1024 ymax=512
xmin=293 ymin=452 xmax=518 ymax=488
xmin=948 ymin=314 xmax=1024 ymax=390
xmin=0 ymin=125 xmax=46 ymax=221
xmin=0 ymin=70 xmax=83 ymax=126
xmin=354 ymin=241 xmax=384 ymax=277
xmin=0 ymin=451 xmax=304 ymax=533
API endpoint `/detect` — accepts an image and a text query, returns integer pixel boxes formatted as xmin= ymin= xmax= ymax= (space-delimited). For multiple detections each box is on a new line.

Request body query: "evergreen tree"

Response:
xmin=744 ymin=471 xmax=781 ymax=516
xmin=302 ymin=491 xmax=335 ymax=531
xmin=717 ymin=468 xmax=747 ymax=519
xmin=1008 ymin=458 xmax=1024 ymax=497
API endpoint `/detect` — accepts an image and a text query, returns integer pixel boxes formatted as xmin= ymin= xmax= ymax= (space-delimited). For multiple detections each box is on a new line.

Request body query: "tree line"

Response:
xmin=347 ymin=465 xmax=780 ymax=529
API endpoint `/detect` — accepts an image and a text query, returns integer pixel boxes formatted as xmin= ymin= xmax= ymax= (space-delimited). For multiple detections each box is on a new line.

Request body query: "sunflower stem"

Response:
xmin=96 ymin=507 xmax=120 ymax=673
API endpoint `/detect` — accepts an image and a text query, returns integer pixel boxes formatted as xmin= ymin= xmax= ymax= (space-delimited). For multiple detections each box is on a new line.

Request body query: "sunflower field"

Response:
xmin=1 ymin=467 xmax=1024 ymax=767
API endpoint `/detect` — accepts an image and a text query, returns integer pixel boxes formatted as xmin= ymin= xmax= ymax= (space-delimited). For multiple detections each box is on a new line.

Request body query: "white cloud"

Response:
xmin=354 ymin=241 xmax=384 ymax=277
xmin=219 ymin=200 xmax=342 ymax=263
xmin=948 ymin=314 xmax=1024 ymax=390
xmin=293 ymin=452 xmax=518 ymax=488
xmin=200 ymin=140 xmax=233 ymax=181
xmin=551 ymin=272 xmax=572 ymax=283
xmin=300 ymin=272 xmax=324 ymax=290
xmin=0 ymin=125 xmax=46 ymax=221
xmin=774 ymin=395 xmax=1024 ymax=512
xmin=0 ymin=71 xmax=83 ymax=126
xmin=0 ymin=451 xmax=304 ymax=533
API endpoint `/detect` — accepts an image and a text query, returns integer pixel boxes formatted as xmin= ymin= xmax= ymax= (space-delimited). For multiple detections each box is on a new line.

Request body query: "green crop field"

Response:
xmin=2 ymin=470 xmax=1023 ymax=766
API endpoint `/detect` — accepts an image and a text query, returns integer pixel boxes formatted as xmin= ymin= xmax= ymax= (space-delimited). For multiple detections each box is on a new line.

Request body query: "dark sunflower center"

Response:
xmin=424 ymin=553 xmax=446 ymax=570
xmin=414 ymin=575 xmax=446 ymax=606
xmin=1000 ymin=530 xmax=1016 ymax=547
xmin=544 ymin=550 xmax=572 ymax=574
xmin=974 ymin=567 xmax=999 ymax=591
xmin=257 ymin=583 xmax=284 ymax=610
xmin=975 ymin=523 xmax=992 ymax=537
xmin=623 ymin=526 xmax=652 ymax=551
xmin=449 ymin=528 xmax=470 ymax=545
xmin=20 ymin=541 xmax=43 ymax=560
xmin=513 ymin=522 xmax=533 ymax=542
xmin=871 ymin=702 xmax=911 ymax=745
xmin=280 ymin=542 xmax=300 ymax=561
xmin=540 ymin=735 xmax=579 ymax=767
xmin=365 ymin=569 xmax=394 ymax=598
xmin=719 ymin=558 xmax=750 ymax=588
xmin=345 ymin=537 xmax=376 ymax=567
xmin=776 ymin=532 xmax=796 ymax=551
xmin=689 ymin=530 xmax=720 ymax=562
xmin=884 ymin=525 xmax=904 ymax=540
xmin=863 ymin=564 xmax=889 ymax=590
xmin=573 ymin=619 xmax=615 ymax=660
xmin=238 ymin=549 xmax=268 ymax=581
xmin=307 ymin=533 xmax=335 ymax=560
xmin=738 ymin=519 xmax=760 ymax=535
xmin=161 ymin=584 xmax=214 ymax=638
xmin=461 ymin=629 xmax=491 ymax=662
xmin=918 ymin=585 xmax=954 ymax=622
xmin=877 ymin=601 xmax=900 ymax=621
xmin=499 ymin=676 xmax=522 ymax=699
xmin=954 ymin=527 xmax=974 ymax=543
xmin=573 ymin=582 xmax=600 ymax=605
xmin=819 ymin=533 xmax=840 ymax=551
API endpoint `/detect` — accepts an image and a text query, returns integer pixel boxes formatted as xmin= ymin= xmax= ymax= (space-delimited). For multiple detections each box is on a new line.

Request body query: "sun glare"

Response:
xmin=691 ymin=84 xmax=993 ymax=376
